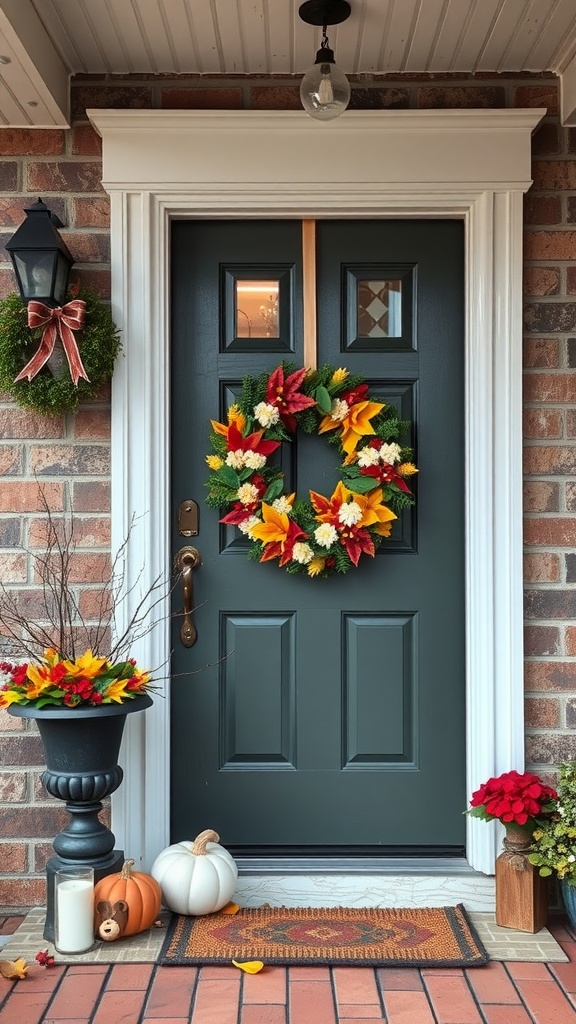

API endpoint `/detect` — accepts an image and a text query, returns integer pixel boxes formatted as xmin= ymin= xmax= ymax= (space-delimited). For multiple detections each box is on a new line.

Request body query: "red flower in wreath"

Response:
xmin=265 ymin=365 xmax=316 ymax=431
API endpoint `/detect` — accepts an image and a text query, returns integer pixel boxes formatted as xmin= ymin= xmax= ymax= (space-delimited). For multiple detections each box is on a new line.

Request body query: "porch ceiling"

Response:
xmin=1 ymin=0 xmax=575 ymax=128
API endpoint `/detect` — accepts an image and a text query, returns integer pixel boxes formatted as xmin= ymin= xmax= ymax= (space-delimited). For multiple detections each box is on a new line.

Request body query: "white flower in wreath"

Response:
xmin=329 ymin=398 xmax=349 ymax=422
xmin=338 ymin=502 xmax=363 ymax=527
xmin=379 ymin=442 xmax=402 ymax=465
xmin=357 ymin=446 xmax=380 ymax=467
xmin=226 ymin=449 xmax=246 ymax=470
xmin=292 ymin=542 xmax=314 ymax=565
xmin=272 ymin=496 xmax=293 ymax=515
xmin=237 ymin=483 xmax=261 ymax=505
xmin=244 ymin=450 xmax=267 ymax=470
xmin=314 ymin=523 xmax=338 ymax=548
xmin=254 ymin=402 xmax=280 ymax=427
xmin=239 ymin=515 xmax=261 ymax=534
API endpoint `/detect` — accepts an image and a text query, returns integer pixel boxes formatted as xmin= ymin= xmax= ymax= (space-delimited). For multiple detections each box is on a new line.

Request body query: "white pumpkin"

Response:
xmin=151 ymin=828 xmax=238 ymax=915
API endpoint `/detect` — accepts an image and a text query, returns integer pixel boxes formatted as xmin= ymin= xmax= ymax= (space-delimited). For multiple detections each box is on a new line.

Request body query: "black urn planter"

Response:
xmin=9 ymin=694 xmax=152 ymax=941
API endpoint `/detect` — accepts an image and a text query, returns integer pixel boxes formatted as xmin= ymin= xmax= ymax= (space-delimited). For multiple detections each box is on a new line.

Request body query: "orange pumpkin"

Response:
xmin=93 ymin=859 xmax=162 ymax=937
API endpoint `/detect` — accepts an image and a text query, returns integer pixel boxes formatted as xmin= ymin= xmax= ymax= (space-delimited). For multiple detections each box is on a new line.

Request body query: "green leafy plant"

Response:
xmin=0 ymin=290 xmax=120 ymax=414
xmin=529 ymin=762 xmax=576 ymax=884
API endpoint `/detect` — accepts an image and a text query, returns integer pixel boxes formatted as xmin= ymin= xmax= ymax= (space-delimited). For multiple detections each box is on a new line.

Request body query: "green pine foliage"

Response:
xmin=0 ymin=291 xmax=121 ymax=415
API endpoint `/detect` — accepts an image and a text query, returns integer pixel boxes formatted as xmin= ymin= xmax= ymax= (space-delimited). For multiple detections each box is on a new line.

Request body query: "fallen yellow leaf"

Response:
xmin=221 ymin=902 xmax=240 ymax=915
xmin=232 ymin=959 xmax=264 ymax=974
xmin=0 ymin=958 xmax=28 ymax=980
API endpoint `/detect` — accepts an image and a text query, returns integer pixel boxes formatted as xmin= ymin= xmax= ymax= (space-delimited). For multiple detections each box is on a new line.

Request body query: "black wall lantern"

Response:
xmin=5 ymin=198 xmax=73 ymax=308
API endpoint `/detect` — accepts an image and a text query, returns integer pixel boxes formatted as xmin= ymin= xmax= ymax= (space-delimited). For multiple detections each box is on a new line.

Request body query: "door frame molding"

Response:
xmin=88 ymin=108 xmax=544 ymax=880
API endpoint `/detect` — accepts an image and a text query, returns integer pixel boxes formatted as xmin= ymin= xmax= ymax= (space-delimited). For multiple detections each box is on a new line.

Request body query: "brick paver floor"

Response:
xmin=2 ymin=913 xmax=576 ymax=1023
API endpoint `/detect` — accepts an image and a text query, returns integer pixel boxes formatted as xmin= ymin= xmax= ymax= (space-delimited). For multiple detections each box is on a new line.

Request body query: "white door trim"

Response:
xmin=88 ymin=109 xmax=544 ymax=889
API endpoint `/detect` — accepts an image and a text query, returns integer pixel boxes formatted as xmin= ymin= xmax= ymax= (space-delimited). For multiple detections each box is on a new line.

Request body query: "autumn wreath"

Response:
xmin=205 ymin=363 xmax=417 ymax=577
xmin=0 ymin=290 xmax=121 ymax=415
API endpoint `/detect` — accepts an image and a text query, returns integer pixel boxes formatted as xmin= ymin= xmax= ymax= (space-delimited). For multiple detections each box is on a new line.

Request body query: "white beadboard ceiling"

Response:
xmin=1 ymin=0 xmax=576 ymax=127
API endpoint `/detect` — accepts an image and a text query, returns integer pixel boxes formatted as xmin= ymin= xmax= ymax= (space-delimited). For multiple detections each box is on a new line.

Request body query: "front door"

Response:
xmin=170 ymin=218 xmax=464 ymax=854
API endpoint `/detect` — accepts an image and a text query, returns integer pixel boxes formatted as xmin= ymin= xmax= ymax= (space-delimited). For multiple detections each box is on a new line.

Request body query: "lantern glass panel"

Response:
xmin=12 ymin=250 xmax=56 ymax=303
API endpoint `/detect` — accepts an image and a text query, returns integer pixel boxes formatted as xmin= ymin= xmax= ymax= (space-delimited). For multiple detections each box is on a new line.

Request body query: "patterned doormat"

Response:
xmin=160 ymin=904 xmax=489 ymax=967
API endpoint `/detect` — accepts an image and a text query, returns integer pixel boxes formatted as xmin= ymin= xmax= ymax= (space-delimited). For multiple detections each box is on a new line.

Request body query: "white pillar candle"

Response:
xmin=55 ymin=875 xmax=94 ymax=953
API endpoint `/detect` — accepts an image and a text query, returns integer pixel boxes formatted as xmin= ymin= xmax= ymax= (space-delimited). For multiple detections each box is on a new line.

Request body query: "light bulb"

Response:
xmin=300 ymin=47 xmax=350 ymax=121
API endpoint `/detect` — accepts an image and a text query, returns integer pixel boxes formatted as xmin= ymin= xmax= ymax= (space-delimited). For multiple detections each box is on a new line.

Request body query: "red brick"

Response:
xmin=71 ymin=85 xmax=153 ymax=118
xmin=481 ymin=1007 xmax=533 ymax=1024
xmin=523 ymin=266 xmax=559 ymax=295
xmin=190 ymin=977 xmax=241 ymax=1023
xmin=106 ymin=963 xmax=155 ymax=990
xmin=523 ymin=195 xmax=561 ymax=225
xmin=0 ymin=877 xmax=45 ymax=906
xmin=525 ymin=696 xmax=560 ymax=727
xmin=423 ymin=974 xmax=483 ymax=1023
xmin=93 ymin=989 xmax=148 ymax=1024
xmin=0 ymin=772 xmax=27 ymax=801
xmin=0 ymin=130 xmax=65 ymax=156
xmin=465 ymin=960 xmax=520 ymax=1004
xmin=288 ymin=980 xmax=337 ymax=1024
xmin=0 ymin=408 xmax=65 ymax=439
xmin=532 ymin=161 xmax=576 ymax=190
xmin=523 ymin=409 xmax=562 ymax=438
xmin=72 ymin=196 xmax=110 ymax=229
xmin=524 ymin=302 xmax=576 ymax=333
xmin=524 ymin=624 xmax=561 ymax=654
xmin=376 ymin=967 xmax=424 ymax=990
xmin=525 ymin=588 xmax=576 ymax=618
xmin=77 ymin=587 xmax=112 ymax=621
xmin=567 ymin=627 xmax=576 ymax=656
xmin=333 ymin=967 xmax=380 ymax=1006
xmin=525 ymin=661 xmax=576 ymax=692
xmin=0 ymin=481 xmax=63 ymax=512
xmin=72 ymin=481 xmax=110 ymax=512
xmin=71 ymin=125 xmax=102 ymax=156
xmin=0 ymin=163 xmax=18 ymax=190
xmin=161 ymin=88 xmax=243 ymax=109
xmin=0 ymin=989 xmax=57 ymax=1024
xmin=0 ymin=446 xmax=21 ymax=474
xmin=417 ymin=86 xmax=504 ymax=108
xmin=510 ymin=978 xmax=576 ymax=1022
xmin=523 ymin=482 xmax=559 ymax=512
xmin=515 ymin=85 xmax=559 ymax=113
xmin=567 ymin=267 xmax=576 ymax=295
xmin=29 ymin=443 xmax=110 ymax=476
xmin=27 ymin=161 xmax=104 ymax=194
xmin=241 ymin=1006 xmax=287 ymax=1024
xmin=0 ymin=736 xmax=44 ymax=767
xmin=523 ymin=448 xmax=576 ymax=475
xmin=1 ymin=805 xmax=68 ymax=836
xmin=523 ymin=338 xmax=560 ymax=368
xmin=33 ymin=842 xmax=54 ymax=872
xmin=550 ymin=957 xmax=576 ymax=993
xmin=47 ymin=966 xmax=109 ymax=1019
xmin=145 ymin=965 xmax=197 ymax=1017
xmin=250 ymin=86 xmax=301 ymax=109
xmin=524 ymin=231 xmax=576 ymax=260
xmin=0 ymin=710 xmax=25 ymax=731
xmin=74 ymin=409 xmax=111 ymax=439
xmin=28 ymin=515 xmax=110 ymax=548
xmin=524 ymin=373 xmax=576 ymax=403
xmin=524 ymin=517 xmax=576 ymax=545
xmin=243 ymin=965 xmax=287 ymax=1003
xmin=0 ymin=553 xmax=26 ymax=583
xmin=0 ymin=197 xmax=65 ymax=227
xmin=531 ymin=123 xmax=561 ymax=156
xmin=0 ymin=842 xmax=27 ymax=872
xmin=289 ymin=968 xmax=331 ymax=980
xmin=382 ymin=989 xmax=435 ymax=1023
xmin=61 ymin=231 xmax=110 ymax=264
xmin=70 ymin=267 xmax=111 ymax=298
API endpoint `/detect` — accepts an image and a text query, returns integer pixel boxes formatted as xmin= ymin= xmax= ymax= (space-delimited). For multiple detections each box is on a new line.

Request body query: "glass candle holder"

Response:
xmin=54 ymin=866 xmax=94 ymax=954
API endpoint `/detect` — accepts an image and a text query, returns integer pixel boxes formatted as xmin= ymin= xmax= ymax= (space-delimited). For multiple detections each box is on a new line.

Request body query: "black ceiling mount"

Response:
xmin=298 ymin=0 xmax=351 ymax=28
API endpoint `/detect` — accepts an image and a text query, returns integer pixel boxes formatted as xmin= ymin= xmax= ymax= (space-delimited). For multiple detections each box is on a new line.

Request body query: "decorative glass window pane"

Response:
xmin=357 ymin=279 xmax=402 ymax=338
xmin=236 ymin=280 xmax=280 ymax=338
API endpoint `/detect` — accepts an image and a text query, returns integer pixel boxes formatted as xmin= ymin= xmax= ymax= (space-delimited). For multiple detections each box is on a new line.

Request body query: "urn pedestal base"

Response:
xmin=495 ymin=825 xmax=548 ymax=933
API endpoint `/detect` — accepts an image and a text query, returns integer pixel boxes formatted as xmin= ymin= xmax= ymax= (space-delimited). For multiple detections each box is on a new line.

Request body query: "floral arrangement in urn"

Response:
xmin=528 ymin=762 xmax=576 ymax=884
xmin=0 ymin=649 xmax=152 ymax=710
xmin=0 ymin=494 xmax=159 ymax=711
xmin=467 ymin=769 xmax=558 ymax=831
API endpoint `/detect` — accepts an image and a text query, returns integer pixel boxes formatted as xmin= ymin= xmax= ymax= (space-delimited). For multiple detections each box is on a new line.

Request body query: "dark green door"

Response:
xmin=170 ymin=219 xmax=464 ymax=854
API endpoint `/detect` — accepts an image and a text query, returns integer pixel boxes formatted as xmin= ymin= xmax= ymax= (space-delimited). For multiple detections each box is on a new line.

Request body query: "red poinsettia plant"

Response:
xmin=467 ymin=770 xmax=558 ymax=830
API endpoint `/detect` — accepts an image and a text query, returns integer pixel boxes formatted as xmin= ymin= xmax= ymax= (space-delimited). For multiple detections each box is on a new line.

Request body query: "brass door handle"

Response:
xmin=174 ymin=545 xmax=201 ymax=647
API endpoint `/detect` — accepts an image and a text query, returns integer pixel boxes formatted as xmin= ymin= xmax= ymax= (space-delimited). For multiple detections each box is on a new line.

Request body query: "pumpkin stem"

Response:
xmin=191 ymin=829 xmax=220 ymax=855
xmin=120 ymin=859 xmax=135 ymax=879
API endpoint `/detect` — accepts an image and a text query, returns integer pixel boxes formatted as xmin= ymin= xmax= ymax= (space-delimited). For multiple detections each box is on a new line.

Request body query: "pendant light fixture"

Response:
xmin=299 ymin=0 xmax=352 ymax=121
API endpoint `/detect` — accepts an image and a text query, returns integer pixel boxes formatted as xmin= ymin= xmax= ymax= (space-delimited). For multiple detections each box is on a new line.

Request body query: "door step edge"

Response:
xmin=235 ymin=865 xmax=495 ymax=913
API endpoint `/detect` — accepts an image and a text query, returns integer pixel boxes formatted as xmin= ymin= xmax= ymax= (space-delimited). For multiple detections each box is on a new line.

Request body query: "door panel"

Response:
xmin=170 ymin=218 xmax=464 ymax=852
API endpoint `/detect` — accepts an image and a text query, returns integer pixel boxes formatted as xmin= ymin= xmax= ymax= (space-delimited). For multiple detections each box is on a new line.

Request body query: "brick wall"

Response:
xmin=0 ymin=72 xmax=574 ymax=907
